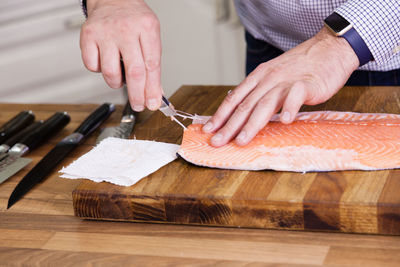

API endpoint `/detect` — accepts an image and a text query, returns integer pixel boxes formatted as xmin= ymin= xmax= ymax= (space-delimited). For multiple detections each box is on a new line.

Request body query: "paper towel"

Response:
xmin=59 ymin=137 xmax=180 ymax=186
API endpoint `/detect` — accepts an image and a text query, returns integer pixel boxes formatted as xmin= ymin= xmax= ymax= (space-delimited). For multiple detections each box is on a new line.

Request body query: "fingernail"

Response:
xmin=236 ymin=131 xmax=247 ymax=143
xmin=133 ymin=105 xmax=144 ymax=112
xmin=281 ymin=112 xmax=291 ymax=123
xmin=203 ymin=122 xmax=213 ymax=132
xmin=147 ymin=98 xmax=158 ymax=110
xmin=211 ymin=133 xmax=223 ymax=144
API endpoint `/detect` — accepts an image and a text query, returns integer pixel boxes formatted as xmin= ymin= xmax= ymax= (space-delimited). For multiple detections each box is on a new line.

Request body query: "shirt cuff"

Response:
xmin=335 ymin=0 xmax=400 ymax=65
xmin=79 ymin=0 xmax=88 ymax=18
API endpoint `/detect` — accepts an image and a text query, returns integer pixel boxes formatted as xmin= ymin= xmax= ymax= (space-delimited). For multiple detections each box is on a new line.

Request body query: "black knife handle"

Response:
xmin=122 ymin=101 xmax=136 ymax=117
xmin=19 ymin=112 xmax=71 ymax=151
xmin=0 ymin=111 xmax=35 ymax=144
xmin=3 ymin=120 xmax=44 ymax=148
xmin=74 ymin=103 xmax=115 ymax=136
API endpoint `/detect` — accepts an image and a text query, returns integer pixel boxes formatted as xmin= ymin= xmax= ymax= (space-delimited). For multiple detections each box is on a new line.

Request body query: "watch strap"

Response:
xmin=342 ymin=26 xmax=373 ymax=66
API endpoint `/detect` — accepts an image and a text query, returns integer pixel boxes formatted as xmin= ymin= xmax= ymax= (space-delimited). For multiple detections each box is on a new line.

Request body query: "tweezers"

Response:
xmin=159 ymin=96 xmax=193 ymax=129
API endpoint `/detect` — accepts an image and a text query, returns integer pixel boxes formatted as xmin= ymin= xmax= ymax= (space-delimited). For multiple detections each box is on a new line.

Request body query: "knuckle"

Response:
xmin=302 ymin=82 xmax=324 ymax=105
xmin=117 ymin=18 xmax=136 ymax=34
xmin=224 ymin=91 xmax=237 ymax=105
xmin=248 ymin=115 xmax=268 ymax=132
xmin=81 ymin=23 xmax=94 ymax=37
xmin=127 ymin=65 xmax=145 ymax=80
xmin=145 ymin=59 xmax=160 ymax=71
xmin=258 ymin=95 xmax=273 ymax=106
xmin=253 ymin=62 xmax=269 ymax=74
xmin=294 ymin=80 xmax=306 ymax=88
xmin=141 ymin=14 xmax=160 ymax=31
xmin=236 ymin=101 xmax=252 ymax=113
xmin=292 ymin=81 xmax=308 ymax=93
xmin=266 ymin=67 xmax=280 ymax=76
xmin=102 ymin=67 xmax=118 ymax=80
xmin=219 ymin=124 xmax=234 ymax=136
xmin=130 ymin=96 xmax=144 ymax=105
xmin=114 ymin=17 xmax=126 ymax=27
xmin=244 ymin=122 xmax=258 ymax=134
xmin=145 ymin=89 xmax=161 ymax=100
xmin=256 ymin=62 xmax=268 ymax=70
xmin=85 ymin=61 xmax=97 ymax=72
xmin=244 ymin=74 xmax=258 ymax=87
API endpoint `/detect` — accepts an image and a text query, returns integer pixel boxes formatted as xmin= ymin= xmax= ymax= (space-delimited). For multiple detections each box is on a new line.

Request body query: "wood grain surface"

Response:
xmin=71 ymin=86 xmax=400 ymax=235
xmin=0 ymin=86 xmax=399 ymax=266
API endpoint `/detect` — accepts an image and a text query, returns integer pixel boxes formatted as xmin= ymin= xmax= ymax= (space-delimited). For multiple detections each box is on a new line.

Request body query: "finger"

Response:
xmin=99 ymin=42 xmax=123 ymax=89
xmin=280 ymin=82 xmax=307 ymax=124
xmin=209 ymin=80 xmax=276 ymax=147
xmin=80 ymin=24 xmax=100 ymax=72
xmin=140 ymin=28 xmax=162 ymax=111
xmin=202 ymin=65 xmax=269 ymax=134
xmin=235 ymin=87 xmax=288 ymax=146
xmin=121 ymin=41 xmax=146 ymax=112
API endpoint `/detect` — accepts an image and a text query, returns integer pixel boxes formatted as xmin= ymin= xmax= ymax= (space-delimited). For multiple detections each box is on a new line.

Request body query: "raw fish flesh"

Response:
xmin=178 ymin=111 xmax=400 ymax=172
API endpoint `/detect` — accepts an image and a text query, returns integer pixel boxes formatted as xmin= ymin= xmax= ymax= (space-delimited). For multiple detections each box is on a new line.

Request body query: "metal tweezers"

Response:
xmin=159 ymin=96 xmax=193 ymax=129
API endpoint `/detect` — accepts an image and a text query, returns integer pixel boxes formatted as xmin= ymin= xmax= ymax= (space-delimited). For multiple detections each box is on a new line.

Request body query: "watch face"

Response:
xmin=324 ymin=13 xmax=351 ymax=33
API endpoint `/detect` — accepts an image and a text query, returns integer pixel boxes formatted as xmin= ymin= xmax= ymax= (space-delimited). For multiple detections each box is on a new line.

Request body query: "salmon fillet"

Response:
xmin=178 ymin=111 xmax=400 ymax=172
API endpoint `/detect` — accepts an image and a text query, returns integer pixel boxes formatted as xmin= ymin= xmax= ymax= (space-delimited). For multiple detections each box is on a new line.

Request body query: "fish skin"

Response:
xmin=178 ymin=111 xmax=400 ymax=172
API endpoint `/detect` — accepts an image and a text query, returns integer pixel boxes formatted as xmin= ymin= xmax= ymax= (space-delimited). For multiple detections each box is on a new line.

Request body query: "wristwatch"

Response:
xmin=324 ymin=12 xmax=373 ymax=66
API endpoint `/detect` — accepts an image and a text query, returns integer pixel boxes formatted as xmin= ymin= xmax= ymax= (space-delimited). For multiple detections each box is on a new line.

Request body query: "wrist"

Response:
xmin=84 ymin=0 xmax=103 ymax=17
xmin=86 ymin=0 xmax=146 ymax=16
xmin=86 ymin=0 xmax=104 ymax=16
xmin=316 ymin=27 xmax=359 ymax=73
xmin=323 ymin=12 xmax=373 ymax=67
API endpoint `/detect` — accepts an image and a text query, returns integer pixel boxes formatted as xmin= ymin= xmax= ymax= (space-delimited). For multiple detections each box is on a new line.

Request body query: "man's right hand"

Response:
xmin=80 ymin=0 xmax=162 ymax=111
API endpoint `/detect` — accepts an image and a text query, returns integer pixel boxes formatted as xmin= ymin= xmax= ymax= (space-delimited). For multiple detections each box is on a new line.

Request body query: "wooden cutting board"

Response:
xmin=72 ymin=85 xmax=400 ymax=235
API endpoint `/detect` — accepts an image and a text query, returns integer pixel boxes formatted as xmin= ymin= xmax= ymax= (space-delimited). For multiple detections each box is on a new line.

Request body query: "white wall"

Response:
xmin=148 ymin=0 xmax=246 ymax=95
xmin=0 ymin=0 xmax=246 ymax=104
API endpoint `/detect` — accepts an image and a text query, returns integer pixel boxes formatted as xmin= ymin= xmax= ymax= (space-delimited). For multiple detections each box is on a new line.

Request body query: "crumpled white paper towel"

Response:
xmin=59 ymin=137 xmax=180 ymax=186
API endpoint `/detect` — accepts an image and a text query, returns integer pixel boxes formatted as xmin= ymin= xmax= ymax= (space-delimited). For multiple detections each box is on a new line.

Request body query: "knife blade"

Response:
xmin=0 ymin=112 xmax=70 ymax=184
xmin=7 ymin=103 xmax=115 ymax=209
xmin=96 ymin=101 xmax=136 ymax=144
xmin=0 ymin=111 xmax=35 ymax=144
xmin=0 ymin=120 xmax=44 ymax=155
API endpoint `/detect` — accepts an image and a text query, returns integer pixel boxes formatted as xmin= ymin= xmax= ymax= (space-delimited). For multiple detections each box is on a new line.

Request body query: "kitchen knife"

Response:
xmin=96 ymin=101 xmax=136 ymax=144
xmin=0 ymin=120 xmax=44 ymax=155
xmin=0 ymin=111 xmax=35 ymax=144
xmin=7 ymin=103 xmax=115 ymax=209
xmin=0 ymin=112 xmax=70 ymax=184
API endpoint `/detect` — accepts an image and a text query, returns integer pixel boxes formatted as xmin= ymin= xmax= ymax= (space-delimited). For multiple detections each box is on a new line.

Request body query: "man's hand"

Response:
xmin=202 ymin=27 xmax=359 ymax=147
xmin=80 ymin=0 xmax=162 ymax=111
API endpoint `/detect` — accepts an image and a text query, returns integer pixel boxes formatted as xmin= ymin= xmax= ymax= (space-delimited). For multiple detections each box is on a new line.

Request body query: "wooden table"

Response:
xmin=1 ymin=86 xmax=400 ymax=266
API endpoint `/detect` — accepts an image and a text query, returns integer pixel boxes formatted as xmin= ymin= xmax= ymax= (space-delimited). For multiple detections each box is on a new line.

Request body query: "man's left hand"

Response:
xmin=202 ymin=27 xmax=359 ymax=147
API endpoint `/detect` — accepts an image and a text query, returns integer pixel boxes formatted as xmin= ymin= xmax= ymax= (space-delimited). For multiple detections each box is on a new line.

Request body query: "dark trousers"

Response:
xmin=245 ymin=31 xmax=400 ymax=86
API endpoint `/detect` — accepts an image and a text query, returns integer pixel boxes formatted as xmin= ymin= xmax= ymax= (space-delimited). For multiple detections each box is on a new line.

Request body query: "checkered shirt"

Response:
xmin=234 ymin=0 xmax=400 ymax=71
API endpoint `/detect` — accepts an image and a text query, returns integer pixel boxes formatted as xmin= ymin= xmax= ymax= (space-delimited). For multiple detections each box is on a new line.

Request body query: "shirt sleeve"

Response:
xmin=79 ymin=0 xmax=88 ymax=18
xmin=335 ymin=0 xmax=400 ymax=65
